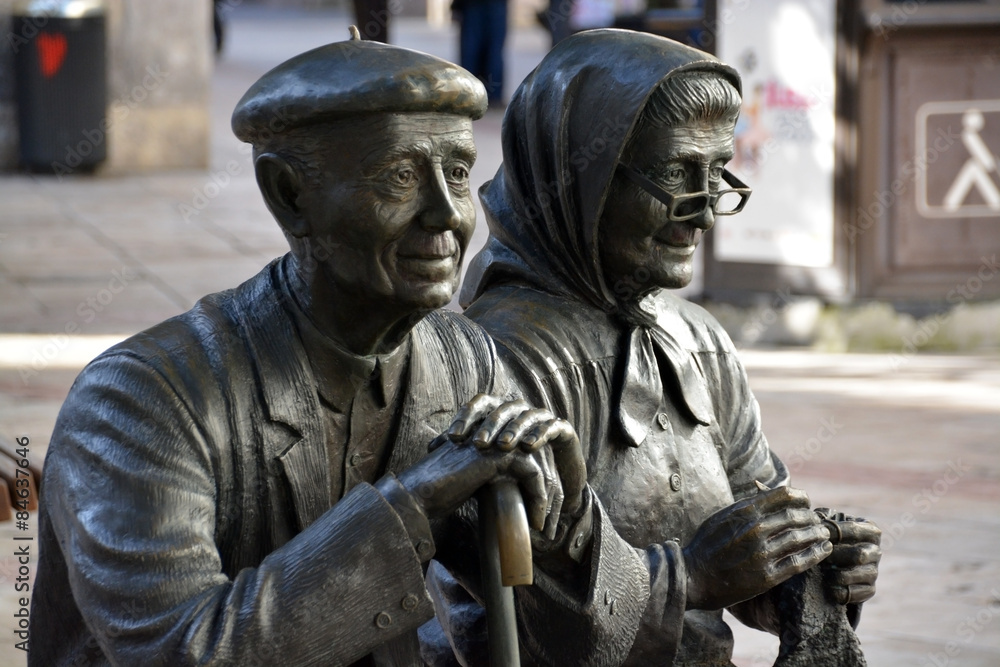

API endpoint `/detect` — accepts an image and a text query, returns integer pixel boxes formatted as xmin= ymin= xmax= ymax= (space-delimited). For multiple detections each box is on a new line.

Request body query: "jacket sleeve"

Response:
xmin=43 ymin=352 xmax=436 ymax=666
xmin=697 ymin=330 xmax=790 ymax=499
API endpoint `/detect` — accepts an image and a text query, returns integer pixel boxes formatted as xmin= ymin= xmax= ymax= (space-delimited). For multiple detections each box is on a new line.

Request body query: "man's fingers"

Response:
xmin=523 ymin=418 xmax=578 ymax=452
xmin=507 ymin=455 xmax=547 ymax=529
xmin=544 ymin=480 xmax=565 ymax=540
xmin=494 ymin=408 xmax=555 ymax=452
xmin=427 ymin=432 xmax=449 ymax=452
xmin=530 ymin=419 xmax=586 ymax=515
xmin=447 ymin=393 xmax=505 ymax=442
xmin=536 ymin=447 xmax=560 ymax=532
xmin=528 ymin=446 xmax=560 ymax=533
xmin=715 ymin=486 xmax=811 ymax=527
xmin=471 ymin=399 xmax=532 ymax=450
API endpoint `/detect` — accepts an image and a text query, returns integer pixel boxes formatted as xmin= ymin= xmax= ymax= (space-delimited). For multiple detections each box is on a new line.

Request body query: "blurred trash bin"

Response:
xmin=12 ymin=0 xmax=107 ymax=173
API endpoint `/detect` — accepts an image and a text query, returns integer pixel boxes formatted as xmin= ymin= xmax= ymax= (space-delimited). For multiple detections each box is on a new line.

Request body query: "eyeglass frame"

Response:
xmin=616 ymin=163 xmax=752 ymax=222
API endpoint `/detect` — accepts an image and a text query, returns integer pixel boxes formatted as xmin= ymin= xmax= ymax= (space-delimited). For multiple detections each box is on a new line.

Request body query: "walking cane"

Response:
xmin=478 ymin=480 xmax=533 ymax=667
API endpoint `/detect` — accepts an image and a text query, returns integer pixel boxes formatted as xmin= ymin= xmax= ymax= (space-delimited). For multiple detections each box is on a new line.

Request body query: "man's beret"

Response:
xmin=232 ymin=30 xmax=488 ymax=144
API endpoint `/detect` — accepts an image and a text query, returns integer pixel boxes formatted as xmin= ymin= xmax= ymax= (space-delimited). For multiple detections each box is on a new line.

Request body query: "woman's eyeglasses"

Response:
xmin=617 ymin=164 xmax=752 ymax=222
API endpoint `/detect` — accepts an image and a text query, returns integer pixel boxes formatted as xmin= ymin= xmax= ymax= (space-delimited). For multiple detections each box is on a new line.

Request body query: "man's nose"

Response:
xmin=419 ymin=165 xmax=462 ymax=231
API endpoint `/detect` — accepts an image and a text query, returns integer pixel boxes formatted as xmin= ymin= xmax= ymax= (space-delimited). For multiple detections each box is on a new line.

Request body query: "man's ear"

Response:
xmin=255 ymin=153 xmax=309 ymax=238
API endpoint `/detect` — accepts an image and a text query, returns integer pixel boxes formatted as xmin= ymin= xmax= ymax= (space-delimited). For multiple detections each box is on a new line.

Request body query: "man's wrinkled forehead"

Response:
xmin=351 ymin=114 xmax=476 ymax=166
xmin=283 ymin=113 xmax=476 ymax=171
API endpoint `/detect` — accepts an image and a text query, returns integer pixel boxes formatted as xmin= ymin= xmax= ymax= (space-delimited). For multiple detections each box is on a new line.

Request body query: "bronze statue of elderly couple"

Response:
xmin=30 ymin=28 xmax=880 ymax=667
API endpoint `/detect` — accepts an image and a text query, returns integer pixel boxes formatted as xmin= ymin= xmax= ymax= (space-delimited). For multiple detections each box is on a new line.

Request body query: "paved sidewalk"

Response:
xmin=0 ymin=7 xmax=998 ymax=666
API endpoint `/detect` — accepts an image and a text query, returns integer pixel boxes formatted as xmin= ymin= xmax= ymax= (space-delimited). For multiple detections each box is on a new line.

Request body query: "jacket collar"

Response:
xmin=232 ymin=256 xmax=458 ymax=529
xmin=230 ymin=258 xmax=329 ymax=529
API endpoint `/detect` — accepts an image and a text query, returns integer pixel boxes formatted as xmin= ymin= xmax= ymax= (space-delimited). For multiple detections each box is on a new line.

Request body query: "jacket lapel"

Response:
xmin=386 ymin=318 xmax=460 ymax=475
xmin=234 ymin=260 xmax=331 ymax=531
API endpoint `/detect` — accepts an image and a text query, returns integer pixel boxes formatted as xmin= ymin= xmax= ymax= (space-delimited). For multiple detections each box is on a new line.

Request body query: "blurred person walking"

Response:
xmin=454 ymin=0 xmax=508 ymax=106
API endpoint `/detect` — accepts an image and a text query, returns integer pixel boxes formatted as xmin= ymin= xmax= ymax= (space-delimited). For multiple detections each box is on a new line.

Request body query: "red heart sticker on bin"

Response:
xmin=37 ymin=32 xmax=68 ymax=79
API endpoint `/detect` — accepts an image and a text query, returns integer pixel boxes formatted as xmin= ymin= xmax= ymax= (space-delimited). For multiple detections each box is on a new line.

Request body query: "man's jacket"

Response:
xmin=30 ymin=257 xmax=500 ymax=666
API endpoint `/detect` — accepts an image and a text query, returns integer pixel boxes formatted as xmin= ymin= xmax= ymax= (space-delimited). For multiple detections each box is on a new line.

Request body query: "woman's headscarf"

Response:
xmin=460 ymin=29 xmax=741 ymax=311
xmin=461 ymin=30 xmax=742 ymax=446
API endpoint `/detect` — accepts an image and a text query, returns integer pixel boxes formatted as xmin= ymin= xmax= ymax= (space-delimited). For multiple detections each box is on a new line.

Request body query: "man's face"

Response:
xmin=295 ymin=113 xmax=477 ymax=313
xmin=599 ymin=116 xmax=736 ymax=298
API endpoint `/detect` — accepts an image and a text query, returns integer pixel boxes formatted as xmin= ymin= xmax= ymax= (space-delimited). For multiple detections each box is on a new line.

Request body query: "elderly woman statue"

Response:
xmin=451 ymin=29 xmax=881 ymax=665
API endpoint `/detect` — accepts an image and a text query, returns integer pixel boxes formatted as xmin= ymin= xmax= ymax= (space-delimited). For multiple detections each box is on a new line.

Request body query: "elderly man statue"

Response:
xmin=29 ymin=34 xmax=585 ymax=666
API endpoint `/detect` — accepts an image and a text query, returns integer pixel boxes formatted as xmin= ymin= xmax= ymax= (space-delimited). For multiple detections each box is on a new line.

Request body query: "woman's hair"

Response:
xmin=636 ymin=70 xmax=742 ymax=132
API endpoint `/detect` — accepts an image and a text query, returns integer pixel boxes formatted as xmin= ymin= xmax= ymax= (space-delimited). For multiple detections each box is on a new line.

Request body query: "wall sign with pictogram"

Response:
xmin=916 ymin=100 xmax=1000 ymax=219
xmin=854 ymin=12 xmax=1000 ymax=302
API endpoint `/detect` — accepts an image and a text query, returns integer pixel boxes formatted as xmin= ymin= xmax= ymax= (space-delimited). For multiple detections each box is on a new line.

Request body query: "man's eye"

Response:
xmin=393 ymin=169 xmax=416 ymax=185
xmin=709 ymin=166 xmax=724 ymax=181
xmin=449 ymin=166 xmax=469 ymax=182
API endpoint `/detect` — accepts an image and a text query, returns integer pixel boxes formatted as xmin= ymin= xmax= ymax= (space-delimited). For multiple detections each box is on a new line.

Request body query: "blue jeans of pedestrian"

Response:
xmin=460 ymin=0 xmax=507 ymax=104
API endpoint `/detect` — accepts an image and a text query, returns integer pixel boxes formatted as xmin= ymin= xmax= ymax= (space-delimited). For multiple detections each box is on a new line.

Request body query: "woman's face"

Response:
xmin=598 ymin=116 xmax=736 ymax=301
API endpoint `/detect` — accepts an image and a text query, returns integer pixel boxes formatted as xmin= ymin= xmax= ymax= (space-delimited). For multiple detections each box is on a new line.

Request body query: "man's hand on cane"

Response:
xmin=395 ymin=394 xmax=586 ymax=531
xmin=432 ymin=393 xmax=588 ymax=539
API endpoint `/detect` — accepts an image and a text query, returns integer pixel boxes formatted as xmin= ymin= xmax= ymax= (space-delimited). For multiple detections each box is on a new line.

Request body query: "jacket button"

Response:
xmin=669 ymin=473 xmax=682 ymax=492
xmin=416 ymin=539 xmax=433 ymax=558
xmin=657 ymin=413 xmax=670 ymax=430
xmin=349 ymin=453 xmax=361 ymax=466
xmin=375 ymin=611 xmax=392 ymax=628
xmin=401 ymin=594 xmax=419 ymax=611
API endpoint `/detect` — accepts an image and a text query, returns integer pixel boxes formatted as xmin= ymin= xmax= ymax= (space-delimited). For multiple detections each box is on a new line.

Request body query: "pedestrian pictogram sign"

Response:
xmin=916 ymin=99 xmax=1000 ymax=219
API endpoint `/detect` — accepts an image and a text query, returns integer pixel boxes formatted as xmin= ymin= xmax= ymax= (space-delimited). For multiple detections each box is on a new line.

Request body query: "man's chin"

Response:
xmin=395 ymin=278 xmax=459 ymax=311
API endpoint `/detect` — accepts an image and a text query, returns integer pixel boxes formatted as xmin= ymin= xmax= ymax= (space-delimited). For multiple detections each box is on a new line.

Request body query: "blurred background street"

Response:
xmin=0 ymin=2 xmax=998 ymax=666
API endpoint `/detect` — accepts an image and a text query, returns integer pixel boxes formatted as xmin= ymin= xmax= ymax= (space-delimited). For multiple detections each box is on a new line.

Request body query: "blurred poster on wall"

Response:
xmin=714 ymin=0 xmax=836 ymax=267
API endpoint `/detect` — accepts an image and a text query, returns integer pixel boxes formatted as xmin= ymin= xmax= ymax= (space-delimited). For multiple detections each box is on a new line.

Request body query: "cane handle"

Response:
xmin=492 ymin=480 xmax=533 ymax=587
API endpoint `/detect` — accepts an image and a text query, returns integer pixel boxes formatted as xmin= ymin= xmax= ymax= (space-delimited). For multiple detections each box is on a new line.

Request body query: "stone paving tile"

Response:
xmin=137 ymin=255 xmax=275 ymax=308
xmin=0 ymin=183 xmax=63 ymax=217
xmin=0 ymin=277 xmax=44 ymax=327
xmin=89 ymin=216 xmax=257 ymax=263
xmin=191 ymin=209 xmax=288 ymax=258
xmin=21 ymin=280 xmax=181 ymax=334
xmin=0 ymin=226 xmax=126 ymax=282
